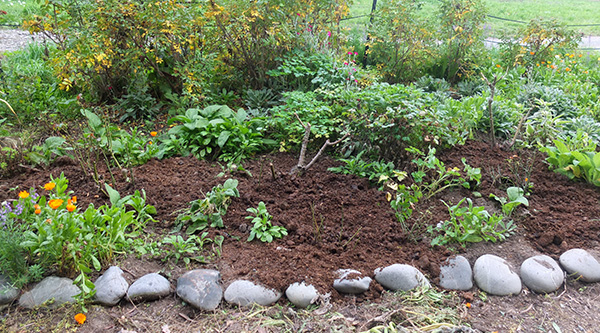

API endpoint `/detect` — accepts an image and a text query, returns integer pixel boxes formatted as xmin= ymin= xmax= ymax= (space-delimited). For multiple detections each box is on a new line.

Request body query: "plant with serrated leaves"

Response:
xmin=429 ymin=198 xmax=515 ymax=247
xmin=174 ymin=179 xmax=239 ymax=234
xmin=246 ymin=202 xmax=287 ymax=243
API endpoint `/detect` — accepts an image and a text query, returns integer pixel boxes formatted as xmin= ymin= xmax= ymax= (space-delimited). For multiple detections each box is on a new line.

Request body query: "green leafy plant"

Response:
xmin=429 ymin=198 xmax=515 ymax=247
xmin=489 ymin=187 xmax=530 ymax=216
xmin=27 ymin=136 xmax=72 ymax=168
xmin=174 ymin=179 xmax=239 ymax=234
xmin=246 ymin=201 xmax=287 ymax=243
xmin=162 ymin=233 xmax=222 ymax=265
xmin=17 ymin=173 xmax=156 ymax=297
xmin=407 ymin=146 xmax=481 ymax=199
xmin=541 ymin=139 xmax=600 ymax=187
xmin=162 ymin=105 xmax=274 ymax=163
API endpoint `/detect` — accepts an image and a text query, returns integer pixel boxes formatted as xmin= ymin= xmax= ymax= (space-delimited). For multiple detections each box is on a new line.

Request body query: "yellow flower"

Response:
xmin=44 ymin=182 xmax=56 ymax=191
xmin=74 ymin=313 xmax=86 ymax=324
xmin=150 ymin=131 xmax=157 ymax=137
xmin=48 ymin=199 xmax=64 ymax=210
xmin=18 ymin=191 xmax=29 ymax=199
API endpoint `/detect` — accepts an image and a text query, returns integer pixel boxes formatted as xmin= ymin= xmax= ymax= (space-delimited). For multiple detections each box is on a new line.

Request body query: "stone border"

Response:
xmin=2 ymin=248 xmax=599 ymax=316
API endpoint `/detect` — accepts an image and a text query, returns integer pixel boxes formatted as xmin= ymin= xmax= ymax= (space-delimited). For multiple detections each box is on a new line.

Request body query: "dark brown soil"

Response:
xmin=2 ymin=140 xmax=600 ymax=332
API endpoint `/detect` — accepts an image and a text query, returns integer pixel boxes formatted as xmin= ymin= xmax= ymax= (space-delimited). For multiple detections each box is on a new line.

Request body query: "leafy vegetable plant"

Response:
xmin=541 ymin=139 xmax=600 ymax=187
xmin=246 ymin=202 xmax=287 ymax=243
xmin=489 ymin=186 xmax=529 ymax=216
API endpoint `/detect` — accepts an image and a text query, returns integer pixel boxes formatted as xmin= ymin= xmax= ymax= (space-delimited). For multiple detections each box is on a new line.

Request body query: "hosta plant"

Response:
xmin=541 ymin=139 xmax=600 ymax=187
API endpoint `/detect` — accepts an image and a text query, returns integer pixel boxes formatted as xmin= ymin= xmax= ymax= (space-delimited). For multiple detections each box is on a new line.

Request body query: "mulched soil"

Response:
xmin=2 ymin=139 xmax=600 ymax=332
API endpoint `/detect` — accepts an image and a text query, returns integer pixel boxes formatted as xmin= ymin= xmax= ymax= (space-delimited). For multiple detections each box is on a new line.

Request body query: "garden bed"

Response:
xmin=2 ymin=140 xmax=600 ymax=332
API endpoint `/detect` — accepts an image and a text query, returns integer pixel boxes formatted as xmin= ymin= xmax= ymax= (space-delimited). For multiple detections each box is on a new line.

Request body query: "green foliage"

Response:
xmin=0 ymin=43 xmax=79 ymax=122
xmin=269 ymin=91 xmax=345 ymax=151
xmin=429 ymin=198 xmax=515 ymax=247
xmin=406 ymin=147 xmax=481 ymax=199
xmin=27 ymin=136 xmax=71 ymax=168
xmin=489 ymin=187 xmax=529 ymax=216
xmin=244 ymin=88 xmax=280 ymax=116
xmin=161 ymin=232 xmax=223 ymax=265
xmin=328 ymin=151 xmax=402 ymax=190
xmin=344 ymin=83 xmax=469 ymax=164
xmin=246 ymin=202 xmax=287 ymax=243
xmin=541 ymin=139 xmax=600 ymax=187
xmin=174 ymin=179 xmax=239 ymax=234
xmin=368 ymin=0 xmax=434 ymax=82
xmin=162 ymin=105 xmax=274 ymax=162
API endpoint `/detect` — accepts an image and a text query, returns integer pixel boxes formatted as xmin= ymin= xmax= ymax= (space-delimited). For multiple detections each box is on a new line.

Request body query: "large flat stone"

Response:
xmin=19 ymin=276 xmax=81 ymax=309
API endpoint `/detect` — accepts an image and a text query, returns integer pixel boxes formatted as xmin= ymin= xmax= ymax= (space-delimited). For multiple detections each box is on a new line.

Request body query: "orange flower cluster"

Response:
xmin=48 ymin=199 xmax=64 ymax=210
xmin=74 ymin=313 xmax=86 ymax=324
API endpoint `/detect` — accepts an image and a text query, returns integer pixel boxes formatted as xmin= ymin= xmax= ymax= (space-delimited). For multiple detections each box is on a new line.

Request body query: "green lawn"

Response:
xmin=350 ymin=0 xmax=600 ymax=35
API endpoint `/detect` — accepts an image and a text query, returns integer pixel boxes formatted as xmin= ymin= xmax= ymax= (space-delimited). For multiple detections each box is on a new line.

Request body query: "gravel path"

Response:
xmin=0 ymin=28 xmax=47 ymax=54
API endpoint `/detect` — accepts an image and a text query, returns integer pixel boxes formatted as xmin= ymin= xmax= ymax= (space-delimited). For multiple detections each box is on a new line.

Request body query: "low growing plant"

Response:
xmin=246 ymin=202 xmax=287 ymax=243
xmin=541 ymin=139 xmax=600 ymax=187
xmin=429 ymin=198 xmax=515 ymax=247
xmin=489 ymin=187 xmax=530 ymax=217
xmin=15 ymin=173 xmax=156 ymax=297
xmin=161 ymin=233 xmax=223 ymax=265
xmin=174 ymin=179 xmax=239 ymax=234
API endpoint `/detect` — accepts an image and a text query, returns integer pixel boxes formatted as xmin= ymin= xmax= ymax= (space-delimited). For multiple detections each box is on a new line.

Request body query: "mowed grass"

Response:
xmin=350 ymin=0 xmax=600 ymax=35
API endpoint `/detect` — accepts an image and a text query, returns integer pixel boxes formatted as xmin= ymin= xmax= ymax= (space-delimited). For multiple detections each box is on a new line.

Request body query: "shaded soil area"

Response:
xmin=2 ymin=140 xmax=600 ymax=332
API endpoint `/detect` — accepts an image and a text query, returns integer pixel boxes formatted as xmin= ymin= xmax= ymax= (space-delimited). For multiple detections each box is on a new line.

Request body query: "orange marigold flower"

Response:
xmin=71 ymin=196 xmax=77 ymax=204
xmin=67 ymin=203 xmax=76 ymax=212
xmin=150 ymin=131 xmax=157 ymax=137
xmin=48 ymin=199 xmax=64 ymax=210
xmin=496 ymin=64 xmax=501 ymax=68
xmin=465 ymin=302 xmax=472 ymax=308
xmin=44 ymin=182 xmax=56 ymax=191
xmin=74 ymin=313 xmax=86 ymax=325
xmin=565 ymin=67 xmax=571 ymax=72
xmin=35 ymin=208 xmax=41 ymax=215
xmin=18 ymin=191 xmax=30 ymax=199
xmin=529 ymin=51 xmax=535 ymax=55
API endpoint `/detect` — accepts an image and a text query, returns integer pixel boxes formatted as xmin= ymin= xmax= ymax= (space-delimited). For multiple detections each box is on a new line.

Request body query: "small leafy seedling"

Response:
xmin=489 ymin=186 xmax=529 ymax=216
xmin=246 ymin=201 xmax=287 ymax=243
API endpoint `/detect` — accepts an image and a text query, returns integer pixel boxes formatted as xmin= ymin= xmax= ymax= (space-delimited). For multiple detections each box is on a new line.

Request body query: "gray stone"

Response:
xmin=439 ymin=256 xmax=473 ymax=291
xmin=127 ymin=273 xmax=171 ymax=302
xmin=18 ymin=276 xmax=81 ymax=309
xmin=520 ymin=255 xmax=564 ymax=293
xmin=333 ymin=269 xmax=372 ymax=294
xmin=94 ymin=266 xmax=129 ymax=306
xmin=224 ymin=280 xmax=281 ymax=306
xmin=285 ymin=282 xmax=318 ymax=308
xmin=473 ymin=254 xmax=521 ymax=296
xmin=177 ymin=269 xmax=222 ymax=311
xmin=374 ymin=264 xmax=430 ymax=291
xmin=559 ymin=249 xmax=600 ymax=282
xmin=0 ymin=274 xmax=19 ymax=304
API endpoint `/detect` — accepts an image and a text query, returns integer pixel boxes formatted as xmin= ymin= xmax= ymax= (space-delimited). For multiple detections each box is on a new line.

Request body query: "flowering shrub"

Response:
xmin=368 ymin=0 xmax=434 ymax=83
